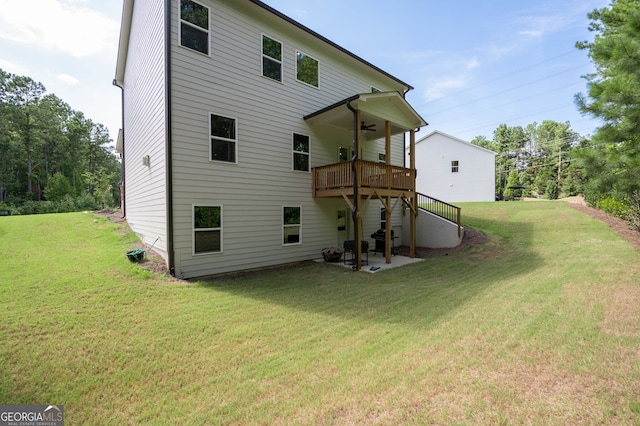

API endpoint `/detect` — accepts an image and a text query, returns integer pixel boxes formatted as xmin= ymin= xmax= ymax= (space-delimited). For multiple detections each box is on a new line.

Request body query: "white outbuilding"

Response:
xmin=409 ymin=131 xmax=497 ymax=202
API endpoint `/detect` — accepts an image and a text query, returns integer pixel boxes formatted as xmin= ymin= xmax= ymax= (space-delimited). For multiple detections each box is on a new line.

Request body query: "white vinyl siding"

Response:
xmin=122 ymin=0 xmax=168 ymax=261
xmin=168 ymin=0 xmax=410 ymax=278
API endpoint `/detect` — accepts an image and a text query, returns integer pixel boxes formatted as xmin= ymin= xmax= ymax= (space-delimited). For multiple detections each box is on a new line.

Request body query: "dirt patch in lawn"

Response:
xmin=560 ymin=196 xmax=640 ymax=251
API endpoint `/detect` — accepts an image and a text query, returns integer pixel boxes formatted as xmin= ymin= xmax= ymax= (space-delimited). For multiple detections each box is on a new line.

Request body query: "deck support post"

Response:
xmin=409 ymin=129 xmax=416 ymax=258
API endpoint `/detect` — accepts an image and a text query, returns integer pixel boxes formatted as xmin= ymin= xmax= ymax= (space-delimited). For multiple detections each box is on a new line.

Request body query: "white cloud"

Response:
xmin=423 ymin=76 xmax=467 ymax=102
xmin=0 ymin=59 xmax=28 ymax=75
xmin=466 ymin=58 xmax=480 ymax=70
xmin=56 ymin=73 xmax=80 ymax=85
xmin=0 ymin=0 xmax=119 ymax=57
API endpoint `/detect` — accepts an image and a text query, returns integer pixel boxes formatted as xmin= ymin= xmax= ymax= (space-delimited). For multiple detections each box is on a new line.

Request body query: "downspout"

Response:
xmin=165 ymin=0 xmax=175 ymax=276
xmin=346 ymin=100 xmax=360 ymax=270
xmin=112 ymin=79 xmax=126 ymax=218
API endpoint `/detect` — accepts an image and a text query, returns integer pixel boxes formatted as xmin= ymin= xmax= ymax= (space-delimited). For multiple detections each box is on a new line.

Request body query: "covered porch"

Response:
xmin=304 ymin=91 xmax=427 ymax=271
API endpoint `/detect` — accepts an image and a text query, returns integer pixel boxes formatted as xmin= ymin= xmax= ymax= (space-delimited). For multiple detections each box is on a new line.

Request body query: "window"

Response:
xmin=262 ymin=35 xmax=282 ymax=82
xmin=380 ymin=207 xmax=386 ymax=230
xmin=180 ymin=0 xmax=209 ymax=55
xmin=210 ymin=114 xmax=236 ymax=163
xmin=293 ymin=133 xmax=310 ymax=172
xmin=338 ymin=146 xmax=353 ymax=162
xmin=371 ymin=86 xmax=382 ymax=93
xmin=378 ymin=152 xmax=386 ymax=163
xmin=451 ymin=160 xmax=459 ymax=173
xmin=194 ymin=205 xmax=222 ymax=254
xmin=296 ymin=50 xmax=318 ymax=87
xmin=283 ymin=206 xmax=301 ymax=245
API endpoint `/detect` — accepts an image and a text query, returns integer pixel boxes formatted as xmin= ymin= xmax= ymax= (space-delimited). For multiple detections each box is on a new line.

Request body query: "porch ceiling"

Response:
xmin=303 ymin=91 xmax=427 ymax=141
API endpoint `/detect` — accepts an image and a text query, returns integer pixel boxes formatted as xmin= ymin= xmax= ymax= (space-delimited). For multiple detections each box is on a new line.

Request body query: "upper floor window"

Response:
xmin=371 ymin=86 xmax=382 ymax=93
xmin=296 ymin=50 xmax=318 ymax=87
xmin=451 ymin=160 xmax=459 ymax=173
xmin=262 ymin=35 xmax=282 ymax=82
xmin=180 ymin=0 xmax=209 ymax=55
xmin=293 ymin=133 xmax=310 ymax=172
xmin=210 ymin=114 xmax=237 ymax=163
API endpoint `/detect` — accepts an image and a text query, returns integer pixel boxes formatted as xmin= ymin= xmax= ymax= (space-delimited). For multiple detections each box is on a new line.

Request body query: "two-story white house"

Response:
xmin=114 ymin=0 xmax=431 ymax=278
xmin=409 ymin=131 xmax=497 ymax=203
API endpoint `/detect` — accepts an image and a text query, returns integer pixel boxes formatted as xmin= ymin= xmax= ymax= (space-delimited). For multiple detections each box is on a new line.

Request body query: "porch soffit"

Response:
xmin=303 ymin=92 xmax=427 ymax=140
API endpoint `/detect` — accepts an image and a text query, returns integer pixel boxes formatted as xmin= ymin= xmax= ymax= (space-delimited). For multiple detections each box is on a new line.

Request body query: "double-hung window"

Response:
xmin=210 ymin=114 xmax=237 ymax=163
xmin=296 ymin=50 xmax=319 ymax=87
xmin=180 ymin=0 xmax=209 ymax=55
xmin=293 ymin=133 xmax=310 ymax=172
xmin=262 ymin=35 xmax=282 ymax=82
xmin=194 ymin=205 xmax=222 ymax=254
xmin=451 ymin=160 xmax=459 ymax=173
xmin=283 ymin=206 xmax=301 ymax=245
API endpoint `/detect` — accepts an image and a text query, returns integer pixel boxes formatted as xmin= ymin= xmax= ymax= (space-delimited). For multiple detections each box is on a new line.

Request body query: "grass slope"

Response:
xmin=1 ymin=204 xmax=639 ymax=424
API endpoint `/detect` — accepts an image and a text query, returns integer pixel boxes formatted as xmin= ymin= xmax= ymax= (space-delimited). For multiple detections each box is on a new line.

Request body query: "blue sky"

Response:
xmin=0 ymin=0 xmax=607 ymax=144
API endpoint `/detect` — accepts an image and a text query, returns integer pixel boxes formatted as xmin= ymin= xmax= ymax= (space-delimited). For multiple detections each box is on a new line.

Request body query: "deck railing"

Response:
xmin=416 ymin=192 xmax=462 ymax=237
xmin=313 ymin=160 xmax=415 ymax=193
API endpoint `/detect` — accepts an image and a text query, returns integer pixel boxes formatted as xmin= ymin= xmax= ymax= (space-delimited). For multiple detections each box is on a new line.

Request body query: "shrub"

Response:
xmin=75 ymin=193 xmax=97 ymax=211
xmin=598 ymin=198 xmax=633 ymax=222
xmin=56 ymin=194 xmax=77 ymax=213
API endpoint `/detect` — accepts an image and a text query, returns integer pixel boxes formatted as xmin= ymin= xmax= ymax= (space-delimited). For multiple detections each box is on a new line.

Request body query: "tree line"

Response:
xmin=470 ymin=0 xmax=640 ymax=230
xmin=0 ymin=68 xmax=120 ymax=214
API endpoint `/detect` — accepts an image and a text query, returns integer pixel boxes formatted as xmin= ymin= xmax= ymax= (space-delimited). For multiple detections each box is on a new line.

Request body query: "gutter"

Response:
xmin=112 ymin=79 xmax=126 ymax=218
xmin=165 ymin=0 xmax=175 ymax=276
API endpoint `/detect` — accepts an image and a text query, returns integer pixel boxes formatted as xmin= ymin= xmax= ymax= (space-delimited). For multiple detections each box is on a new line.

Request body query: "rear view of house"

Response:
xmin=115 ymin=0 xmax=431 ymax=278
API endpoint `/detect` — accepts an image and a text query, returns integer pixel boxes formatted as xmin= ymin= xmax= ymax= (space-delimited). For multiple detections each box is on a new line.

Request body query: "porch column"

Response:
xmin=385 ymin=121 xmax=392 ymax=264
xmin=354 ymin=109 xmax=362 ymax=271
xmin=410 ymin=129 xmax=416 ymax=258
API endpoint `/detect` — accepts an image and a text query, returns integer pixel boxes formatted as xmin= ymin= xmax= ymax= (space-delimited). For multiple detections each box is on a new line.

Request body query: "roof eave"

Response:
xmin=114 ymin=0 xmax=135 ymax=87
xmin=248 ymin=0 xmax=414 ymax=92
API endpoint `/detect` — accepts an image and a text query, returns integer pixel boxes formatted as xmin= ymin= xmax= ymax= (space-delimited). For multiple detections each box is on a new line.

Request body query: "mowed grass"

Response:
xmin=1 ymin=203 xmax=640 ymax=424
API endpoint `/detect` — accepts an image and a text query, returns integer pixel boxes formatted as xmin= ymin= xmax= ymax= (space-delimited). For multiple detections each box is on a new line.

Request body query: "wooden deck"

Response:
xmin=312 ymin=160 xmax=415 ymax=198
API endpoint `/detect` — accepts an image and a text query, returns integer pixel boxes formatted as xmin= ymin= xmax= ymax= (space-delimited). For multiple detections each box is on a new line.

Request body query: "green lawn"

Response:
xmin=1 ymin=203 xmax=639 ymax=424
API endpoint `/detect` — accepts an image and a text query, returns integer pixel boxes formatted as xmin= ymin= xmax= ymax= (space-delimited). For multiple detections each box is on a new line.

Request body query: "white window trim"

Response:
xmin=192 ymin=204 xmax=223 ymax=256
xmin=209 ymin=112 xmax=238 ymax=164
xmin=292 ymin=132 xmax=310 ymax=173
xmin=377 ymin=152 xmax=386 ymax=163
xmin=282 ymin=205 xmax=302 ymax=246
xmin=261 ymin=33 xmax=283 ymax=83
xmin=295 ymin=50 xmax=320 ymax=89
xmin=451 ymin=160 xmax=459 ymax=173
xmin=178 ymin=0 xmax=211 ymax=57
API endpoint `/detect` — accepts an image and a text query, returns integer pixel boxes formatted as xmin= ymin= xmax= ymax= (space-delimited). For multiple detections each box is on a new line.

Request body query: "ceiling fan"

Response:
xmin=360 ymin=122 xmax=377 ymax=132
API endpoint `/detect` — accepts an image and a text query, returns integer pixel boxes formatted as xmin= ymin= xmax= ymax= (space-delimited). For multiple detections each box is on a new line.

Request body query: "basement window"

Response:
xmin=283 ymin=206 xmax=301 ymax=245
xmin=193 ymin=205 xmax=222 ymax=254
